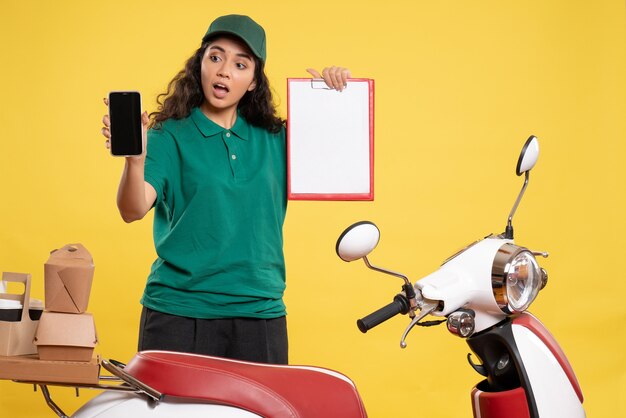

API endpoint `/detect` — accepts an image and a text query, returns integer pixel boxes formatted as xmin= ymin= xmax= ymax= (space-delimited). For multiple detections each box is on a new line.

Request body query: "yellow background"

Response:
xmin=1 ymin=1 xmax=624 ymax=417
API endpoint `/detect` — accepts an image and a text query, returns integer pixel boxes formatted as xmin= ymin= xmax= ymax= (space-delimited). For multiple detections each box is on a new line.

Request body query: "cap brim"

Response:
xmin=202 ymin=30 xmax=263 ymax=61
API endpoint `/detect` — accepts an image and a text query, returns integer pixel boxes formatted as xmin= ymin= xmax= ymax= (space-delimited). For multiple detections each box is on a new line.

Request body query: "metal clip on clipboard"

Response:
xmin=310 ymin=79 xmax=339 ymax=90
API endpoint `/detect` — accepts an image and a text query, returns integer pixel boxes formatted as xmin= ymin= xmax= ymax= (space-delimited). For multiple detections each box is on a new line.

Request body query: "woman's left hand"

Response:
xmin=306 ymin=67 xmax=351 ymax=91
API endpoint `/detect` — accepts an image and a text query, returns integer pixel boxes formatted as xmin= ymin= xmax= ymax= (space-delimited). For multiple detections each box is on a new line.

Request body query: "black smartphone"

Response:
xmin=108 ymin=91 xmax=143 ymax=156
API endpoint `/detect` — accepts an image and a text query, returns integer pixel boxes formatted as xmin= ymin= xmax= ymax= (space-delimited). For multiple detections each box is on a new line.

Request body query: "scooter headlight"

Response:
xmin=492 ymin=244 xmax=542 ymax=313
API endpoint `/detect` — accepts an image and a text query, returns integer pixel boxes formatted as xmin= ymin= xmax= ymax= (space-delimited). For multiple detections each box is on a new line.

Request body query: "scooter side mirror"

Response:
xmin=505 ymin=135 xmax=540 ymax=239
xmin=336 ymin=221 xmax=380 ymax=262
xmin=516 ymin=135 xmax=539 ymax=176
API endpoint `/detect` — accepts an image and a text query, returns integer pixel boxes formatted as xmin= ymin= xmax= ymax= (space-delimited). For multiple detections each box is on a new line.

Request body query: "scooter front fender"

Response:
xmin=510 ymin=313 xmax=584 ymax=417
xmin=468 ymin=312 xmax=585 ymax=418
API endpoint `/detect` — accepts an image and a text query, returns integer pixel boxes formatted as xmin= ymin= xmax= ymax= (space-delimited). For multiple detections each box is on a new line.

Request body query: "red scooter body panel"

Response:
xmin=471 ymin=385 xmax=530 ymax=418
xmin=124 ymin=350 xmax=368 ymax=418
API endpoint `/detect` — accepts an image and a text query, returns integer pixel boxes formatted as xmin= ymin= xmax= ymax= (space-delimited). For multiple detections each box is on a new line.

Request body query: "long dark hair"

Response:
xmin=150 ymin=39 xmax=284 ymax=133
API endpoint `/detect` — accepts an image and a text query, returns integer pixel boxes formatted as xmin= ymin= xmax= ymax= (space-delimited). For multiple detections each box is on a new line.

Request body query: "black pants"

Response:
xmin=138 ymin=307 xmax=288 ymax=364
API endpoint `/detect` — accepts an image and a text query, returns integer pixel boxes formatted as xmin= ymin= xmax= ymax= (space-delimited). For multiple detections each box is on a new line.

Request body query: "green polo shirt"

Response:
xmin=141 ymin=107 xmax=287 ymax=319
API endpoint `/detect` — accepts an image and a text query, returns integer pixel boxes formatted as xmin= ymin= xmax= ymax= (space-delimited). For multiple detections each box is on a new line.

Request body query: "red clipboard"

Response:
xmin=287 ymin=78 xmax=375 ymax=201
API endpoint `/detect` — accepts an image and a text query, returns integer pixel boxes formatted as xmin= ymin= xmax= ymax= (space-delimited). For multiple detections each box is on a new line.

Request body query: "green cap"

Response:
xmin=202 ymin=15 xmax=267 ymax=62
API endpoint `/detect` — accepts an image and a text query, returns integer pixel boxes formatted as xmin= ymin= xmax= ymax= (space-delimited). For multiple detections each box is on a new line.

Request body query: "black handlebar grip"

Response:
xmin=357 ymin=294 xmax=410 ymax=333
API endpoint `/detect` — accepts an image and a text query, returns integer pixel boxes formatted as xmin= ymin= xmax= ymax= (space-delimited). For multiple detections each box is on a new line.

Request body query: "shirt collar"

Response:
xmin=191 ymin=107 xmax=250 ymax=141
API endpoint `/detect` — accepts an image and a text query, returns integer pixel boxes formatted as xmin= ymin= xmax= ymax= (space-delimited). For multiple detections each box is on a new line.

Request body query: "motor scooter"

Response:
xmin=335 ymin=135 xmax=585 ymax=418
xmin=16 ymin=135 xmax=583 ymax=418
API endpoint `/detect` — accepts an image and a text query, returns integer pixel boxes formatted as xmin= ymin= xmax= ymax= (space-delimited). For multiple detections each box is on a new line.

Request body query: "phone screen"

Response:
xmin=109 ymin=91 xmax=143 ymax=156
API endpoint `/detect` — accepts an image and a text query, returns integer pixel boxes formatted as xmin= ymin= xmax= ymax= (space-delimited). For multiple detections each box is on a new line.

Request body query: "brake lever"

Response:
xmin=399 ymin=299 xmax=439 ymax=348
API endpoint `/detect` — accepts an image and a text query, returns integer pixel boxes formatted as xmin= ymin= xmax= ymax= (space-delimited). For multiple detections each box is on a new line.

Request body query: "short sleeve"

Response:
xmin=144 ymin=127 xmax=177 ymax=204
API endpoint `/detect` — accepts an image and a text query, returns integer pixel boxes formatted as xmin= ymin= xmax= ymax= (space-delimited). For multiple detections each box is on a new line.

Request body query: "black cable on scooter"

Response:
xmin=415 ymin=319 xmax=446 ymax=327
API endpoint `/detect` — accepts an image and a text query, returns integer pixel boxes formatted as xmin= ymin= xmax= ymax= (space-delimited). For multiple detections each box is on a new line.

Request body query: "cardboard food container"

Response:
xmin=34 ymin=311 xmax=98 ymax=362
xmin=44 ymin=243 xmax=95 ymax=313
xmin=0 ymin=354 xmax=101 ymax=384
xmin=0 ymin=272 xmax=39 ymax=356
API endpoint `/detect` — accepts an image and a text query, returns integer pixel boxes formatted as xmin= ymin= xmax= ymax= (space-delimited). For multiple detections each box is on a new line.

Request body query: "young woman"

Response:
xmin=101 ymin=14 xmax=350 ymax=364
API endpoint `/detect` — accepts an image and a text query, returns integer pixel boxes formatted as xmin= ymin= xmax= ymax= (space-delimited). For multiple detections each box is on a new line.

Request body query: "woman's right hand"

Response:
xmin=101 ymin=97 xmax=156 ymax=222
xmin=101 ymin=97 xmax=149 ymax=158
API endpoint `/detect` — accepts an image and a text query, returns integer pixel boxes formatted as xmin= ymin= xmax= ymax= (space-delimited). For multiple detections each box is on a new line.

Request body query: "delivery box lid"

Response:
xmin=46 ymin=244 xmax=94 ymax=266
xmin=34 ymin=312 xmax=97 ymax=348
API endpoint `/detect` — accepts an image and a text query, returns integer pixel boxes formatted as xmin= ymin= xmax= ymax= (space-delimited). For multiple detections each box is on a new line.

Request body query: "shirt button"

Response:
xmin=231 ymin=154 xmax=237 ymax=160
xmin=225 ymin=132 xmax=231 ymax=138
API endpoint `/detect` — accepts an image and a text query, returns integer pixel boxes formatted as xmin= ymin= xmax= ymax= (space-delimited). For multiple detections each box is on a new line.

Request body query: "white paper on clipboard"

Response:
xmin=287 ymin=78 xmax=374 ymax=200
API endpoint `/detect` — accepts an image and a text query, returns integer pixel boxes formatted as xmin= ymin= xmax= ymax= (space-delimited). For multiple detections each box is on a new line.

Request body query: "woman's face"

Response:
xmin=200 ymin=36 xmax=257 ymax=115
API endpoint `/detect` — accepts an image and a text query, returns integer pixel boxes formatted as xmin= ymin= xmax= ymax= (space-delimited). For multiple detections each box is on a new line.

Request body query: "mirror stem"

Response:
xmin=505 ymin=171 xmax=530 ymax=239
xmin=362 ymin=256 xmax=411 ymax=287
xmin=504 ymin=222 xmax=514 ymax=240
